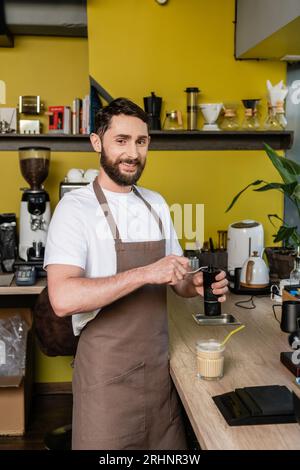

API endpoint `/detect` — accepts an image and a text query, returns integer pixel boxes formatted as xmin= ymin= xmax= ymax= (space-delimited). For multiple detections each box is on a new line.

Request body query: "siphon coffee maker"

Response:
xmin=18 ymin=147 xmax=51 ymax=263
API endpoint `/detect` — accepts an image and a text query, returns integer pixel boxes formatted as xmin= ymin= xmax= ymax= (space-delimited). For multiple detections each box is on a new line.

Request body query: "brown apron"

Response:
xmin=72 ymin=180 xmax=187 ymax=450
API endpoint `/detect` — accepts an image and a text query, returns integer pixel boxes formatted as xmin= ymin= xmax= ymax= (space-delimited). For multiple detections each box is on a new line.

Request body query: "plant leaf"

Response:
xmin=273 ymin=225 xmax=298 ymax=243
xmin=254 ymin=182 xmax=284 ymax=192
xmin=292 ymin=183 xmax=300 ymax=200
xmin=268 ymin=214 xmax=284 ymax=227
xmin=225 ymin=180 xmax=263 ymax=212
xmin=254 ymin=181 xmax=297 ymax=196
xmin=264 ymin=143 xmax=300 ymax=184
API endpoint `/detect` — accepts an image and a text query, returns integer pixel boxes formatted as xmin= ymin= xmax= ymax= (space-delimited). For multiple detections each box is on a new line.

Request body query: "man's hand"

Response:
xmin=192 ymin=270 xmax=228 ymax=302
xmin=142 ymin=255 xmax=190 ymax=285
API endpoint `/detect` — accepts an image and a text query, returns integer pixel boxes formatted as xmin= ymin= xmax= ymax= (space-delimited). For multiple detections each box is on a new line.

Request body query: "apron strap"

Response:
xmin=132 ymin=185 xmax=165 ymax=238
xmin=93 ymin=179 xmax=122 ymax=244
xmin=93 ymin=179 xmax=165 ymax=242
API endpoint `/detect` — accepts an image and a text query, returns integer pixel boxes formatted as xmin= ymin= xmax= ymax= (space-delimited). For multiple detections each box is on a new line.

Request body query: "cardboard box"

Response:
xmin=0 ymin=308 xmax=33 ymax=435
xmin=48 ymin=105 xmax=71 ymax=134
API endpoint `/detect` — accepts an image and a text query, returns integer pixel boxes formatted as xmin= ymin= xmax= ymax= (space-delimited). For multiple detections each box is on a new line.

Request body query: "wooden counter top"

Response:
xmin=0 ymin=278 xmax=46 ymax=295
xmin=167 ymin=288 xmax=300 ymax=450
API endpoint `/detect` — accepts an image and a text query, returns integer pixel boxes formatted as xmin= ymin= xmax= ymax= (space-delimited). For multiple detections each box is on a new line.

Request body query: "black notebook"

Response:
xmin=213 ymin=385 xmax=299 ymax=426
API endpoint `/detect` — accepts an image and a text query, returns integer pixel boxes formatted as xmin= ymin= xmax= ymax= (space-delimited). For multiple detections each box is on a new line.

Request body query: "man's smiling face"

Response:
xmin=100 ymin=114 xmax=150 ymax=186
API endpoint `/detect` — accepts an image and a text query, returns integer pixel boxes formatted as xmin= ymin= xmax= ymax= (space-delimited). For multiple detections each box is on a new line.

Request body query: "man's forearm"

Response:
xmin=51 ymin=266 xmax=148 ymax=317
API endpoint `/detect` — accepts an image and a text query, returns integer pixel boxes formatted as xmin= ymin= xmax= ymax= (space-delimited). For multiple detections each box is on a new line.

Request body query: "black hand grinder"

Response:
xmin=202 ymin=265 xmax=222 ymax=316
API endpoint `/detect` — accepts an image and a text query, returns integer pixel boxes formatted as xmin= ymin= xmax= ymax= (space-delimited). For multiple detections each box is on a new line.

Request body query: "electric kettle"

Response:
xmin=227 ymin=220 xmax=264 ymax=276
xmin=240 ymin=251 xmax=269 ymax=288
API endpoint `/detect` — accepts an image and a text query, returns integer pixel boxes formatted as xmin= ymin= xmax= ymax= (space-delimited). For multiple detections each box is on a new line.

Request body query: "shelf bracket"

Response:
xmin=89 ymin=75 xmax=114 ymax=104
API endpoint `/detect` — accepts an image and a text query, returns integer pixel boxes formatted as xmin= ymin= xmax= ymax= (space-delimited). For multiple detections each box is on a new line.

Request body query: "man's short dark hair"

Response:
xmin=95 ymin=98 xmax=149 ymax=137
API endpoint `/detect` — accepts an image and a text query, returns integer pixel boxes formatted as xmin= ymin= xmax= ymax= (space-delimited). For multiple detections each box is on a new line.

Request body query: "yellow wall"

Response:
xmin=0 ymin=0 xmax=287 ymax=383
xmin=0 ymin=36 xmax=93 ymax=383
xmin=87 ymin=0 xmax=286 ymax=247
xmin=0 ymin=36 xmax=95 ymax=212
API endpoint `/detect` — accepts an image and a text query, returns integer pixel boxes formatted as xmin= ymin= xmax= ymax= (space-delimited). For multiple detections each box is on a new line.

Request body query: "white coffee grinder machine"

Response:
xmin=18 ymin=147 xmax=51 ymax=268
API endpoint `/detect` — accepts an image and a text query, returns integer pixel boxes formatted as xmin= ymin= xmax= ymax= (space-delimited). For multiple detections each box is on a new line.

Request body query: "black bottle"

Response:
xmin=202 ymin=266 xmax=221 ymax=316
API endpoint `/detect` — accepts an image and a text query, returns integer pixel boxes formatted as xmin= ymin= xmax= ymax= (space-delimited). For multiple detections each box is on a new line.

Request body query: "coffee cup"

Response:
xmin=83 ymin=168 xmax=99 ymax=182
xmin=196 ymin=339 xmax=225 ymax=380
xmin=66 ymin=168 xmax=84 ymax=182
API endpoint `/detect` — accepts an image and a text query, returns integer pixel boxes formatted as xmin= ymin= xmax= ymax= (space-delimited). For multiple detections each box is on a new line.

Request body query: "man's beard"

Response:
xmin=100 ymin=146 xmax=146 ymax=186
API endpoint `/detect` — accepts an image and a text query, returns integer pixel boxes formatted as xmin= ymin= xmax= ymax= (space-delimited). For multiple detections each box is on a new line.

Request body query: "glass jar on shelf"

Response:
xmin=290 ymin=246 xmax=300 ymax=284
xmin=220 ymin=107 xmax=239 ymax=130
xmin=275 ymin=101 xmax=287 ymax=129
xmin=241 ymin=109 xmax=260 ymax=129
xmin=263 ymin=105 xmax=283 ymax=130
xmin=163 ymin=110 xmax=183 ymax=130
xmin=241 ymin=99 xmax=260 ymax=130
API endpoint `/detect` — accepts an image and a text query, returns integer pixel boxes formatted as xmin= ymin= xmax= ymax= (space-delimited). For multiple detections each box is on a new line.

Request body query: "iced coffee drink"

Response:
xmin=196 ymin=339 xmax=225 ymax=380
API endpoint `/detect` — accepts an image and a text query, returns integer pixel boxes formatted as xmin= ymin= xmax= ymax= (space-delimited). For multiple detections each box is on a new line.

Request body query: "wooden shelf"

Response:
xmin=149 ymin=130 xmax=293 ymax=151
xmin=0 ymin=134 xmax=93 ymax=152
xmin=0 ymin=277 xmax=46 ymax=296
xmin=0 ymin=130 xmax=293 ymax=152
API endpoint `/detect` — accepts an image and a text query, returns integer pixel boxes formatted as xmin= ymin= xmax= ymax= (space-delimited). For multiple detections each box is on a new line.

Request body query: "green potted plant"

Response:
xmin=226 ymin=143 xmax=300 ymax=279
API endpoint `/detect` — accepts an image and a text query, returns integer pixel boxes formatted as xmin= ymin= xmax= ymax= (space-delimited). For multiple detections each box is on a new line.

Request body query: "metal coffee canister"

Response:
xmin=185 ymin=87 xmax=200 ymax=130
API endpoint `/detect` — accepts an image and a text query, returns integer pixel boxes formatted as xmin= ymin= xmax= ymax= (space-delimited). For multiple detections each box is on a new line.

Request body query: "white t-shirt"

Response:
xmin=44 ymin=183 xmax=183 ymax=335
